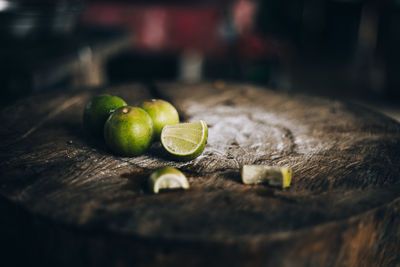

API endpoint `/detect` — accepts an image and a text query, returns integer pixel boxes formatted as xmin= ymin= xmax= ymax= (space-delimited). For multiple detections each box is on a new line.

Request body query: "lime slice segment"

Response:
xmin=241 ymin=165 xmax=292 ymax=189
xmin=148 ymin=167 xmax=189 ymax=193
xmin=161 ymin=120 xmax=208 ymax=161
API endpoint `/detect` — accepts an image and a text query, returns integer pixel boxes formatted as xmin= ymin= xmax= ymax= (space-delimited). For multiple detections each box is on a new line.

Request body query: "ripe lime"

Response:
xmin=161 ymin=120 xmax=208 ymax=161
xmin=104 ymin=106 xmax=154 ymax=156
xmin=83 ymin=94 xmax=127 ymax=138
xmin=141 ymin=99 xmax=179 ymax=140
xmin=148 ymin=167 xmax=189 ymax=193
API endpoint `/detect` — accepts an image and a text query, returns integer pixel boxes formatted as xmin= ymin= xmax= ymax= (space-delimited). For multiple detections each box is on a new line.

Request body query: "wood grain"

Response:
xmin=0 ymin=82 xmax=399 ymax=266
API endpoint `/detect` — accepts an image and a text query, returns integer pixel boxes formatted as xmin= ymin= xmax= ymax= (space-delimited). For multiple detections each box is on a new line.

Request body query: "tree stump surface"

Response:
xmin=0 ymin=83 xmax=399 ymax=266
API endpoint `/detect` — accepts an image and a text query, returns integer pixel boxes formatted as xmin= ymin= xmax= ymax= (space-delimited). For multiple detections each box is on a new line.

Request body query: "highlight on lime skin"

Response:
xmin=148 ymin=167 xmax=190 ymax=194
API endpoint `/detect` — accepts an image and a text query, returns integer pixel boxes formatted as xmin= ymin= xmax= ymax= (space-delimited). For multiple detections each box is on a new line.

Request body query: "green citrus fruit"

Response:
xmin=141 ymin=99 xmax=179 ymax=140
xmin=104 ymin=106 xmax=154 ymax=156
xmin=148 ymin=167 xmax=189 ymax=193
xmin=161 ymin=120 xmax=208 ymax=161
xmin=83 ymin=94 xmax=127 ymax=137
xmin=241 ymin=165 xmax=292 ymax=189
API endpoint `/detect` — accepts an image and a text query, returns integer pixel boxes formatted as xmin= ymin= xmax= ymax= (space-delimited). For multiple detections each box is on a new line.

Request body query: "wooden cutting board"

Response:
xmin=0 ymin=82 xmax=399 ymax=266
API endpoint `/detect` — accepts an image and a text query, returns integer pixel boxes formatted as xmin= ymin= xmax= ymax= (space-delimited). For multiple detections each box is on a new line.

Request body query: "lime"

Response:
xmin=241 ymin=165 xmax=292 ymax=189
xmin=161 ymin=120 xmax=208 ymax=161
xmin=83 ymin=94 xmax=127 ymax=137
xmin=141 ymin=99 xmax=179 ymax=140
xmin=148 ymin=167 xmax=189 ymax=193
xmin=104 ymin=106 xmax=154 ymax=156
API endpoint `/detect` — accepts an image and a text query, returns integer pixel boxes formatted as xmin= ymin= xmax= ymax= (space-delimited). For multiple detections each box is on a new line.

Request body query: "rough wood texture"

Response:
xmin=0 ymin=83 xmax=399 ymax=266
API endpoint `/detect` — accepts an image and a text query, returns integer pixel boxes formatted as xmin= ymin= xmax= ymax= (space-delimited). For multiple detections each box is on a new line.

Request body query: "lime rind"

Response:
xmin=83 ymin=94 xmax=127 ymax=138
xmin=148 ymin=167 xmax=189 ymax=193
xmin=104 ymin=106 xmax=154 ymax=156
xmin=281 ymin=168 xmax=292 ymax=188
xmin=161 ymin=120 xmax=208 ymax=161
xmin=141 ymin=99 xmax=180 ymax=140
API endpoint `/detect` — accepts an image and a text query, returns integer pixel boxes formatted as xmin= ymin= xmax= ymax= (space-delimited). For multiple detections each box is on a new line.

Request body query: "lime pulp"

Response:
xmin=161 ymin=120 xmax=208 ymax=161
xmin=148 ymin=167 xmax=189 ymax=193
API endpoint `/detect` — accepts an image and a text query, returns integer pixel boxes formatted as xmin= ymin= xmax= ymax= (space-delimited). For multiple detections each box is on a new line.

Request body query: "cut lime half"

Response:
xmin=148 ymin=167 xmax=189 ymax=193
xmin=241 ymin=165 xmax=292 ymax=189
xmin=161 ymin=120 xmax=208 ymax=161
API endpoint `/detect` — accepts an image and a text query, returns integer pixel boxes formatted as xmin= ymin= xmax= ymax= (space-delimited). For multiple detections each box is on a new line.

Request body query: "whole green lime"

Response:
xmin=83 ymin=94 xmax=127 ymax=137
xmin=104 ymin=106 xmax=154 ymax=156
xmin=141 ymin=99 xmax=179 ymax=140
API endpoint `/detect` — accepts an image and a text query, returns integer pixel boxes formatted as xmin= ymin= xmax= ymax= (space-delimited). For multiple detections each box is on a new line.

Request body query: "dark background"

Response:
xmin=0 ymin=0 xmax=399 ymax=120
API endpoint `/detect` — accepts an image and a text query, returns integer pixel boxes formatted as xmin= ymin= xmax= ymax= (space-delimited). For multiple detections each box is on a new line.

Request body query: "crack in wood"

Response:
xmin=16 ymin=95 xmax=84 ymax=142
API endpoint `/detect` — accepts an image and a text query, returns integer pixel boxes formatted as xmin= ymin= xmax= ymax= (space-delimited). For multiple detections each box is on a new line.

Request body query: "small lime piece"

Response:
xmin=161 ymin=120 xmax=208 ymax=161
xmin=241 ymin=165 xmax=292 ymax=189
xmin=83 ymin=94 xmax=127 ymax=137
xmin=104 ymin=106 xmax=154 ymax=156
xmin=141 ymin=99 xmax=180 ymax=140
xmin=148 ymin=167 xmax=189 ymax=193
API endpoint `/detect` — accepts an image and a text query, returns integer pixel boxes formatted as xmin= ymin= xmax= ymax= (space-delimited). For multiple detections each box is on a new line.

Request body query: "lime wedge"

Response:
xmin=148 ymin=167 xmax=189 ymax=193
xmin=241 ymin=165 xmax=292 ymax=189
xmin=161 ymin=120 xmax=208 ymax=161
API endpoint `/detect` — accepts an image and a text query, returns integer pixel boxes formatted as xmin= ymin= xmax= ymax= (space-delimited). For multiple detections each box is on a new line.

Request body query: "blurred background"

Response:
xmin=0 ymin=0 xmax=399 ymax=119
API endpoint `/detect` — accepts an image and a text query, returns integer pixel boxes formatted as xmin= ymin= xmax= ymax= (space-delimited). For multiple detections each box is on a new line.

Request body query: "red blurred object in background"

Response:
xmin=82 ymin=3 xmax=223 ymax=53
xmin=81 ymin=1 xmax=291 ymax=59
xmin=232 ymin=0 xmax=256 ymax=35
xmin=81 ymin=0 xmax=291 ymax=86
